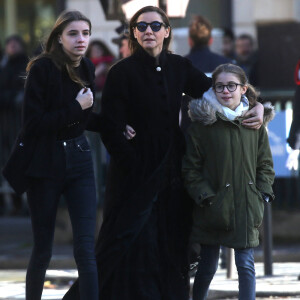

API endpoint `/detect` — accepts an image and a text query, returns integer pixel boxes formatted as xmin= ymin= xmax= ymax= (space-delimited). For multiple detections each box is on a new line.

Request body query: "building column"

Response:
xmin=5 ymin=0 xmax=17 ymax=36
xmin=232 ymin=0 xmax=256 ymax=38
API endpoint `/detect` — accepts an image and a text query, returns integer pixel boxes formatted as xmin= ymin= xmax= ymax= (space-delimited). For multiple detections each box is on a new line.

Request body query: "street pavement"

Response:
xmin=0 ymin=262 xmax=300 ymax=299
xmin=1 ymin=217 xmax=300 ymax=299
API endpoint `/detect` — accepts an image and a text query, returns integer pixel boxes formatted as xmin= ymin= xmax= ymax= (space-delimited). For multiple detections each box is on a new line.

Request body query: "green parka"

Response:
xmin=182 ymin=89 xmax=275 ymax=248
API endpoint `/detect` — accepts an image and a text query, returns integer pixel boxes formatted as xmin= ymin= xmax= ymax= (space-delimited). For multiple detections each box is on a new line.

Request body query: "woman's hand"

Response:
xmin=124 ymin=125 xmax=136 ymax=140
xmin=242 ymin=102 xmax=264 ymax=129
xmin=76 ymin=88 xmax=93 ymax=110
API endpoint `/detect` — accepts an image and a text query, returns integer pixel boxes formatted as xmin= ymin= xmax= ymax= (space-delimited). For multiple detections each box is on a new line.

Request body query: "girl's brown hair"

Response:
xmin=27 ymin=10 xmax=92 ymax=87
xmin=129 ymin=6 xmax=172 ymax=54
xmin=212 ymin=63 xmax=258 ymax=106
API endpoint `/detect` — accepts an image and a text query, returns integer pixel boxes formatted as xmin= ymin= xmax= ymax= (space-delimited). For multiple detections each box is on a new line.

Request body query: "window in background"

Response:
xmin=0 ymin=0 xmax=58 ymax=55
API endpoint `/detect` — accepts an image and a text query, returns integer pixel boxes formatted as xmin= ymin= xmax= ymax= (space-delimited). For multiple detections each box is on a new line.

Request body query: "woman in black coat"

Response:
xmin=3 ymin=10 xmax=101 ymax=300
xmin=64 ymin=6 xmax=264 ymax=300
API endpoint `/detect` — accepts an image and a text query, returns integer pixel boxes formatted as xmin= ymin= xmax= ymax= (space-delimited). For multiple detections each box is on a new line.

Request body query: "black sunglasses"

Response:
xmin=135 ymin=21 xmax=166 ymax=32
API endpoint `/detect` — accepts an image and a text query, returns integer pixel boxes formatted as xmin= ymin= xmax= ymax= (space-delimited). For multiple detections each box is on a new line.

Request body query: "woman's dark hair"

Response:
xmin=212 ymin=63 xmax=258 ymax=105
xmin=27 ymin=10 xmax=92 ymax=87
xmin=129 ymin=6 xmax=172 ymax=54
xmin=86 ymin=39 xmax=114 ymax=58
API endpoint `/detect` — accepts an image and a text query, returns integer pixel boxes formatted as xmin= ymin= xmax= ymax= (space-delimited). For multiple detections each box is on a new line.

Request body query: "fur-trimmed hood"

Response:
xmin=188 ymin=87 xmax=275 ymax=126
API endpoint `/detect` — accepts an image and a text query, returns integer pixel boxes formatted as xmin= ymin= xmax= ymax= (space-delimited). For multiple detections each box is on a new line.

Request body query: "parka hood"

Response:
xmin=188 ymin=88 xmax=224 ymax=125
xmin=188 ymin=87 xmax=275 ymax=126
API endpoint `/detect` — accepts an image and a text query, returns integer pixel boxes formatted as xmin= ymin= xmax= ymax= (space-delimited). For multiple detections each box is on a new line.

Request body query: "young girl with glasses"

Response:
xmin=182 ymin=63 xmax=275 ymax=300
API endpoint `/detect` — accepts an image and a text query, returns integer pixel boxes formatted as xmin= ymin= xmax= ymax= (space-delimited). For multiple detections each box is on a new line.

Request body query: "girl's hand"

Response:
xmin=124 ymin=125 xmax=136 ymax=140
xmin=76 ymin=88 xmax=93 ymax=110
xmin=242 ymin=102 xmax=264 ymax=129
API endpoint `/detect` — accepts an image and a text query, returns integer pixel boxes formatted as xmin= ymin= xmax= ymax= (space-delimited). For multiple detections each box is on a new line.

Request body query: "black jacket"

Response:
xmin=64 ymin=47 xmax=212 ymax=300
xmin=185 ymin=45 xmax=230 ymax=74
xmin=2 ymin=56 xmax=100 ymax=194
xmin=287 ymin=84 xmax=300 ymax=149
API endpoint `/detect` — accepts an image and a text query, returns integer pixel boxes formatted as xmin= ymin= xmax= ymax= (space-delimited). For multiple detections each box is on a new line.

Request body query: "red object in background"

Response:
xmin=91 ymin=56 xmax=115 ymax=91
xmin=91 ymin=56 xmax=114 ymax=66
xmin=294 ymin=60 xmax=300 ymax=85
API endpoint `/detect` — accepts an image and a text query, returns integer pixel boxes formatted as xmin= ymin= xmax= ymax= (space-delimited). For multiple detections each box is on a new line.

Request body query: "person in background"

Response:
xmin=186 ymin=15 xmax=230 ymax=75
xmin=222 ymin=28 xmax=236 ymax=62
xmin=181 ymin=16 xmax=230 ymax=139
xmin=119 ymin=34 xmax=131 ymax=59
xmin=0 ymin=35 xmax=28 ymax=216
xmin=3 ymin=10 xmax=102 ymax=300
xmin=235 ymin=34 xmax=259 ymax=86
xmin=112 ymin=23 xmax=131 ymax=59
xmin=0 ymin=42 xmax=3 ymax=64
xmin=86 ymin=39 xmax=115 ymax=92
xmin=286 ymin=59 xmax=300 ymax=172
xmin=0 ymin=34 xmax=27 ymax=109
xmin=182 ymin=63 xmax=275 ymax=300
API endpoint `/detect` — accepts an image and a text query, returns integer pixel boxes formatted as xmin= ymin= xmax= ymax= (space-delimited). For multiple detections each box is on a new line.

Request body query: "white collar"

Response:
xmin=222 ymin=95 xmax=249 ymax=120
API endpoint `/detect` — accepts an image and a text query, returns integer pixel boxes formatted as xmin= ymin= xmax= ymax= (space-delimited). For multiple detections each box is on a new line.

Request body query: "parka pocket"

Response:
xmin=248 ymin=183 xmax=264 ymax=228
xmin=194 ymin=184 xmax=234 ymax=232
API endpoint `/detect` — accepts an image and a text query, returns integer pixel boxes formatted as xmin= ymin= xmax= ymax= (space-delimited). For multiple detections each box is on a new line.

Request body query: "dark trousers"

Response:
xmin=26 ymin=135 xmax=98 ymax=300
xmin=193 ymin=245 xmax=255 ymax=300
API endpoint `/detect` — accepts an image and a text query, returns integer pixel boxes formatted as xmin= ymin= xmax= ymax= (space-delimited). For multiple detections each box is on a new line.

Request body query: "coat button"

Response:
xmin=63 ymin=142 xmax=67 ymax=146
xmin=156 ymin=66 xmax=161 ymax=72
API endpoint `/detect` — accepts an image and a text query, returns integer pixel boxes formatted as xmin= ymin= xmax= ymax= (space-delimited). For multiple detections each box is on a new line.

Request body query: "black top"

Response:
xmin=2 ymin=56 xmax=100 ymax=195
xmin=96 ymin=47 xmax=212 ymax=298
xmin=287 ymin=84 xmax=300 ymax=149
xmin=57 ymin=64 xmax=90 ymax=140
xmin=185 ymin=45 xmax=230 ymax=74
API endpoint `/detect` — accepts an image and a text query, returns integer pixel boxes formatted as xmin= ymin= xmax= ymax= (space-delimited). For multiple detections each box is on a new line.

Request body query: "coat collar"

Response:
xmin=133 ymin=45 xmax=167 ymax=70
xmin=188 ymin=88 xmax=249 ymax=125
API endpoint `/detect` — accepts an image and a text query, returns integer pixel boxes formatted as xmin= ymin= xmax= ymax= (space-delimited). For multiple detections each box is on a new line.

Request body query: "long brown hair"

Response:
xmin=27 ymin=10 xmax=92 ymax=87
xmin=212 ymin=63 xmax=258 ymax=106
xmin=129 ymin=6 xmax=172 ymax=54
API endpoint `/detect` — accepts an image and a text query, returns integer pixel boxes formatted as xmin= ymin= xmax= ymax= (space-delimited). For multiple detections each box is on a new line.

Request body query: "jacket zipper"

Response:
xmin=238 ymin=125 xmax=248 ymax=248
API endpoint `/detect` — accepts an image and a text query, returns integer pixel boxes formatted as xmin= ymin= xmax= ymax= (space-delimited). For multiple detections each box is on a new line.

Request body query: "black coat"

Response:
xmin=287 ymin=84 xmax=300 ymax=149
xmin=99 ymin=48 xmax=212 ymax=299
xmin=185 ymin=45 xmax=230 ymax=75
xmin=63 ymin=47 xmax=212 ymax=300
xmin=2 ymin=56 xmax=100 ymax=194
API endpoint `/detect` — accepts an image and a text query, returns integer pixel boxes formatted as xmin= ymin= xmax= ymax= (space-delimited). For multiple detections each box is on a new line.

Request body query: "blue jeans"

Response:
xmin=193 ymin=245 xmax=255 ymax=300
xmin=26 ymin=135 xmax=98 ymax=300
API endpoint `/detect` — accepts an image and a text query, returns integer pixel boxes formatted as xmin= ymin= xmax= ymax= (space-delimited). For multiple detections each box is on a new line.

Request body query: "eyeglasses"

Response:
xmin=135 ymin=21 xmax=166 ymax=32
xmin=214 ymin=83 xmax=244 ymax=93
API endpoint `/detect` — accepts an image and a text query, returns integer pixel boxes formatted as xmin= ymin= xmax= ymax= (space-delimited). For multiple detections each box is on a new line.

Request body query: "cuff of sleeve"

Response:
xmin=195 ymin=191 xmax=215 ymax=206
xmin=261 ymin=192 xmax=275 ymax=202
